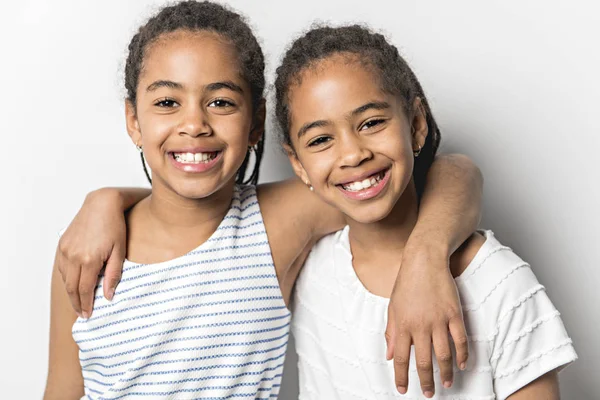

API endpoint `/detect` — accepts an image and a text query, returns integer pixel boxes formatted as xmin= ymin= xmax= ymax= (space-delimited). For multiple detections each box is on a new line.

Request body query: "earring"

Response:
xmin=136 ymin=143 xmax=143 ymax=153
xmin=413 ymin=143 xmax=422 ymax=157
xmin=306 ymin=180 xmax=314 ymax=192
xmin=248 ymin=145 xmax=256 ymax=153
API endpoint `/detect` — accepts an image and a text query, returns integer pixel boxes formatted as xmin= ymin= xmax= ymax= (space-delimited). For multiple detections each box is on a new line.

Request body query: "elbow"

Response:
xmin=438 ymin=153 xmax=484 ymax=225
xmin=440 ymin=153 xmax=483 ymax=193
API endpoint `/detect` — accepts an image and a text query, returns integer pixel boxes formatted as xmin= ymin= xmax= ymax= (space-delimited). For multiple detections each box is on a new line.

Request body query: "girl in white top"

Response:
xmin=274 ymin=25 xmax=577 ymax=399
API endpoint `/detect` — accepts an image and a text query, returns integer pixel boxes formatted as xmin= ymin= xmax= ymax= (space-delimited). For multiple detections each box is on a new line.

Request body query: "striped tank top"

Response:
xmin=72 ymin=185 xmax=291 ymax=400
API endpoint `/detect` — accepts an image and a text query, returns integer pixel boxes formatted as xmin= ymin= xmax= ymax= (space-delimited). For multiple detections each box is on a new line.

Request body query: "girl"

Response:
xmin=275 ymin=25 xmax=577 ymax=399
xmin=46 ymin=2 xmax=482 ymax=399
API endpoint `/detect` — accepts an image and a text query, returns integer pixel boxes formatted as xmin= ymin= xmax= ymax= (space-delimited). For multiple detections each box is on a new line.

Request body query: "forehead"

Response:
xmin=288 ymin=55 xmax=391 ymax=121
xmin=139 ymin=30 xmax=246 ymax=89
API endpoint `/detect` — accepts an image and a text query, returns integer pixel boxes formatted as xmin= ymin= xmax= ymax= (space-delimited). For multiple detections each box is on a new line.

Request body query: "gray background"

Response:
xmin=1 ymin=0 xmax=598 ymax=398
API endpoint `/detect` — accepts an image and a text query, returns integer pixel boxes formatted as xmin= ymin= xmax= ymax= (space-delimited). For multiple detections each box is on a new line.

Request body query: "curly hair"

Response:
xmin=274 ymin=24 xmax=441 ymax=197
xmin=125 ymin=0 xmax=265 ymax=185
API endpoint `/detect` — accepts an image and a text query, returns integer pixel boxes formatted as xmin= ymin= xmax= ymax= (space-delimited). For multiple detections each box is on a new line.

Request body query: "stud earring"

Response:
xmin=248 ymin=145 xmax=255 ymax=153
xmin=136 ymin=143 xmax=143 ymax=153
xmin=306 ymin=180 xmax=314 ymax=192
xmin=413 ymin=143 xmax=422 ymax=157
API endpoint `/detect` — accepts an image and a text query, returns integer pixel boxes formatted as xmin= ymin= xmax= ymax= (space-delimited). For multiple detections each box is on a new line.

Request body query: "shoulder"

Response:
xmin=306 ymin=230 xmax=345 ymax=263
xmin=453 ymin=231 xmax=540 ymax=299
xmin=449 ymin=231 xmax=487 ymax=278
xmin=295 ymin=229 xmax=346 ymax=292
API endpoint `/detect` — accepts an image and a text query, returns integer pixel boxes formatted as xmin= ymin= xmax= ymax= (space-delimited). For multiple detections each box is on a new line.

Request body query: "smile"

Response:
xmin=168 ymin=150 xmax=223 ymax=173
xmin=340 ymin=170 xmax=386 ymax=192
xmin=337 ymin=168 xmax=391 ymax=201
xmin=172 ymin=151 xmax=219 ymax=164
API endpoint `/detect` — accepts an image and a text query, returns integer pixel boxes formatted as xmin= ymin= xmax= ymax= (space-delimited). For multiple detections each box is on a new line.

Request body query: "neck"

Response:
xmin=347 ymin=182 xmax=419 ymax=262
xmin=146 ymin=180 xmax=235 ymax=231
xmin=125 ymin=178 xmax=237 ymax=264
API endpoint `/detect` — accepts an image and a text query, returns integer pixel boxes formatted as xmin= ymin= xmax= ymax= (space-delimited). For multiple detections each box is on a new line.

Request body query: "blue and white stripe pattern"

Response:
xmin=73 ymin=185 xmax=290 ymax=400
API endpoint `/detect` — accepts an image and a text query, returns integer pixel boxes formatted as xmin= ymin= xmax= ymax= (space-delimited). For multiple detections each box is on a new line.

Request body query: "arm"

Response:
xmin=386 ymin=154 xmax=483 ymax=397
xmin=507 ymin=371 xmax=560 ymax=400
xmin=44 ymin=253 xmax=85 ymax=400
xmin=56 ymin=187 xmax=149 ymax=317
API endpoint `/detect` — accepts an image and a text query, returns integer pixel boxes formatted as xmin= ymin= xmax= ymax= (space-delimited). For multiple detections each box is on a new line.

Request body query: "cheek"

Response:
xmin=300 ymin=153 xmax=335 ymax=186
xmin=138 ymin=115 xmax=172 ymax=144
xmin=217 ymin=112 xmax=253 ymax=141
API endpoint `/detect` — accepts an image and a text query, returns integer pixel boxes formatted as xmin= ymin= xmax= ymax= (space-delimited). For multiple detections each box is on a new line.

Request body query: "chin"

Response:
xmin=342 ymin=205 xmax=393 ymax=224
xmin=169 ymin=181 xmax=218 ymax=200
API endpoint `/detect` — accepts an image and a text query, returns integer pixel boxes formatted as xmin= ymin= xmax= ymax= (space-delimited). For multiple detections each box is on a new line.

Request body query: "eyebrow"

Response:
xmin=145 ymin=80 xmax=244 ymax=94
xmin=146 ymin=80 xmax=184 ymax=92
xmin=205 ymin=81 xmax=244 ymax=94
xmin=350 ymin=101 xmax=391 ymax=117
xmin=297 ymin=120 xmax=330 ymax=139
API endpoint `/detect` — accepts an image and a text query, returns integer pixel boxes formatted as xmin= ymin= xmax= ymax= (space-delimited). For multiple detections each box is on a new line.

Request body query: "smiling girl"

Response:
xmin=275 ymin=25 xmax=577 ymax=399
xmin=45 ymin=2 xmax=483 ymax=399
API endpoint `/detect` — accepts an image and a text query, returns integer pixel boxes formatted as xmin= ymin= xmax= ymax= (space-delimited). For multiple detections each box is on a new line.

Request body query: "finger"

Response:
xmin=103 ymin=244 xmax=125 ymax=301
xmin=54 ymin=246 xmax=66 ymax=282
xmin=393 ymin=330 xmax=411 ymax=394
xmin=385 ymin=306 xmax=395 ymax=360
xmin=433 ymin=328 xmax=454 ymax=389
xmin=449 ymin=314 xmax=469 ymax=370
xmin=79 ymin=257 xmax=102 ymax=319
xmin=64 ymin=263 xmax=83 ymax=318
xmin=414 ymin=334 xmax=435 ymax=398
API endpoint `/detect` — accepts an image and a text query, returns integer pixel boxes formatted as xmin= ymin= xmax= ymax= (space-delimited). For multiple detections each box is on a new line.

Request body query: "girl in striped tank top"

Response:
xmin=46 ymin=2 xmax=484 ymax=400
xmin=274 ymin=25 xmax=576 ymax=399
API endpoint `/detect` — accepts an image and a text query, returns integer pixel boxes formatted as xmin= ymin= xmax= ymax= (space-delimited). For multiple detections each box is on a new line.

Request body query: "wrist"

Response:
xmin=403 ymin=235 xmax=451 ymax=269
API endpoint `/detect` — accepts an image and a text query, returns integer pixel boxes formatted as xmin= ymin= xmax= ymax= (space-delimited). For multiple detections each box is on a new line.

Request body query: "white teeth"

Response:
xmin=173 ymin=152 xmax=217 ymax=164
xmin=342 ymin=171 xmax=385 ymax=192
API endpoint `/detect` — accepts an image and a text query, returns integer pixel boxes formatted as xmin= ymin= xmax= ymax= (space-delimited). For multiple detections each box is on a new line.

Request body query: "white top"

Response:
xmin=292 ymin=228 xmax=577 ymax=400
xmin=72 ymin=185 xmax=290 ymax=400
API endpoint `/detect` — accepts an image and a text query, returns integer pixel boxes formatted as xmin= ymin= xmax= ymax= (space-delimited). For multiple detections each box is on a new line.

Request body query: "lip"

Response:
xmin=168 ymin=147 xmax=223 ymax=154
xmin=168 ymin=150 xmax=223 ymax=173
xmin=337 ymin=167 xmax=391 ymax=201
xmin=336 ymin=167 xmax=390 ymax=186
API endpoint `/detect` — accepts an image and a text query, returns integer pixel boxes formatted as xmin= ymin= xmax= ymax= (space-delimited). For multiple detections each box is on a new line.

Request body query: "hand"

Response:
xmin=55 ymin=189 xmax=127 ymax=318
xmin=385 ymin=245 xmax=468 ymax=398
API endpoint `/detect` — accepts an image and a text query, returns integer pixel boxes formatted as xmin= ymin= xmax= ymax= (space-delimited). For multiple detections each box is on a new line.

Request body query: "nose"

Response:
xmin=178 ymin=105 xmax=212 ymax=137
xmin=338 ymin=133 xmax=372 ymax=168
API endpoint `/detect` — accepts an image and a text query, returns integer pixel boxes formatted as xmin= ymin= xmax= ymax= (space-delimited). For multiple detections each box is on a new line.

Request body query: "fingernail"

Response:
xmin=397 ymin=386 xmax=407 ymax=394
xmin=460 ymin=362 xmax=466 ymax=370
xmin=424 ymin=391 xmax=434 ymax=398
xmin=107 ymin=288 xmax=115 ymax=301
xmin=82 ymin=311 xmax=90 ymax=319
xmin=444 ymin=380 xmax=452 ymax=388
xmin=77 ymin=312 xmax=83 ymax=319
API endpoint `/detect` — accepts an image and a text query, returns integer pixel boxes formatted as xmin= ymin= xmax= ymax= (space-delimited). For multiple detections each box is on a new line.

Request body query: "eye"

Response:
xmin=360 ymin=119 xmax=385 ymax=130
xmin=307 ymin=136 xmax=331 ymax=147
xmin=154 ymin=98 xmax=178 ymax=108
xmin=208 ymin=99 xmax=235 ymax=108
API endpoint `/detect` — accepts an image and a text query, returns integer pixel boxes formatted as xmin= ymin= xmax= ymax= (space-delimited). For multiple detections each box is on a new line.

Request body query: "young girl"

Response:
xmin=274 ymin=25 xmax=577 ymax=399
xmin=45 ymin=2 xmax=483 ymax=399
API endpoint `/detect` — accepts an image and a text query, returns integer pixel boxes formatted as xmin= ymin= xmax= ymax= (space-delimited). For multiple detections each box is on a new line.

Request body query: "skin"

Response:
xmin=46 ymin=29 xmax=483 ymax=398
xmin=284 ymin=54 xmax=560 ymax=399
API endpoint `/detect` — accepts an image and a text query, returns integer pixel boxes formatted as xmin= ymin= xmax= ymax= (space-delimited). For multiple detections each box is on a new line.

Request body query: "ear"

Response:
xmin=283 ymin=143 xmax=310 ymax=185
xmin=410 ymin=97 xmax=429 ymax=150
xmin=249 ymin=98 xmax=266 ymax=146
xmin=125 ymin=100 xmax=142 ymax=146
